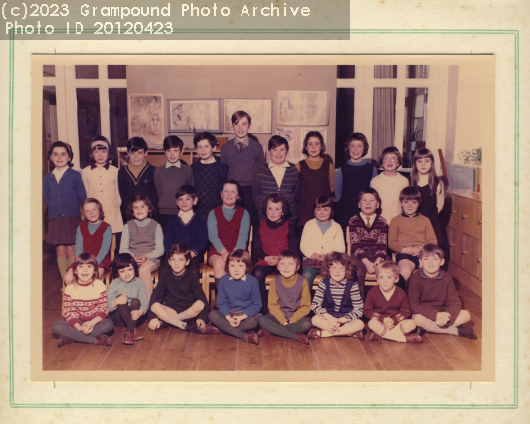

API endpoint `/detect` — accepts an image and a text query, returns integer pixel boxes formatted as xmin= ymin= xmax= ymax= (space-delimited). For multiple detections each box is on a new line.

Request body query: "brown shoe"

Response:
xmin=122 ymin=332 xmax=134 ymax=345
xmin=307 ymin=328 xmax=322 ymax=340
xmin=352 ymin=330 xmax=364 ymax=340
xmin=296 ymin=333 xmax=309 ymax=345
xmin=57 ymin=336 xmax=73 ymax=347
xmin=132 ymin=328 xmax=144 ymax=341
xmin=458 ymin=327 xmax=477 ymax=339
xmin=94 ymin=335 xmax=111 ymax=346
xmin=405 ymin=333 xmax=423 ymax=344
xmin=200 ymin=323 xmax=221 ymax=334
xmin=370 ymin=331 xmax=382 ymax=342
xmin=257 ymin=328 xmax=272 ymax=338
xmin=243 ymin=331 xmax=258 ymax=345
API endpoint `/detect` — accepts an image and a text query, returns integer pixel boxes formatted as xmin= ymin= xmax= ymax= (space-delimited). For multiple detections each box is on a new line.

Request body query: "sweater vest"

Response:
xmin=128 ymin=219 xmax=157 ymax=257
xmin=80 ymin=221 xmax=112 ymax=269
xmin=337 ymin=162 xmax=374 ymax=229
xmin=322 ymin=279 xmax=356 ymax=318
xmin=274 ymin=274 xmax=304 ymax=320
xmin=297 ymin=159 xmax=331 ymax=226
xmin=255 ymin=220 xmax=290 ymax=267
xmin=209 ymin=206 xmax=245 ymax=255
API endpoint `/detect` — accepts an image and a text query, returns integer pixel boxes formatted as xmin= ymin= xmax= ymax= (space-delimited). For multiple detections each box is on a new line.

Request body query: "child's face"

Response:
xmin=128 ymin=148 xmax=147 ymax=166
xmin=169 ymin=253 xmax=190 ymax=275
xmin=270 ymin=144 xmax=288 ymax=165
xmin=83 ymin=202 xmax=101 ymax=224
xmin=165 ymin=146 xmax=181 ymax=164
xmin=132 ymin=201 xmax=149 ymax=221
xmin=348 ymin=139 xmax=365 ymax=162
xmin=266 ymin=200 xmax=283 ymax=222
xmin=228 ymin=260 xmax=247 ymax=280
xmin=401 ymin=198 xmax=419 ymax=216
xmin=376 ymin=270 xmax=399 ymax=293
xmin=91 ymin=142 xmax=109 ymax=166
xmin=415 ymin=156 xmax=433 ymax=175
xmin=118 ymin=264 xmax=135 ymax=282
xmin=419 ymin=253 xmax=444 ymax=277
xmin=221 ymin=183 xmax=239 ymax=208
xmin=196 ymin=139 xmax=214 ymax=161
xmin=314 ymin=206 xmax=332 ymax=223
xmin=232 ymin=117 xmax=250 ymax=140
xmin=50 ymin=146 xmax=70 ymax=170
xmin=329 ymin=262 xmax=347 ymax=283
xmin=277 ymin=258 xmax=299 ymax=279
xmin=306 ymin=137 xmax=322 ymax=158
xmin=176 ymin=194 xmax=197 ymax=213
xmin=382 ymin=154 xmax=399 ymax=172
xmin=75 ymin=263 xmax=96 ymax=284
xmin=358 ymin=193 xmax=379 ymax=216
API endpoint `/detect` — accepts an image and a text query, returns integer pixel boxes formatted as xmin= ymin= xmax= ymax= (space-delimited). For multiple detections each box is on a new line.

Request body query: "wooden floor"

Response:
xmin=42 ymin=243 xmax=482 ymax=371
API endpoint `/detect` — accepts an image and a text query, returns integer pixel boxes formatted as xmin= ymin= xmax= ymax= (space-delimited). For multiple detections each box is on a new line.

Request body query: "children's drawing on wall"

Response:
xmin=277 ymin=90 xmax=330 ymax=126
xmin=224 ymin=99 xmax=272 ymax=133
xmin=128 ymin=94 xmax=165 ymax=147
xmin=276 ymin=126 xmax=328 ymax=162
xmin=168 ymin=99 xmax=222 ymax=133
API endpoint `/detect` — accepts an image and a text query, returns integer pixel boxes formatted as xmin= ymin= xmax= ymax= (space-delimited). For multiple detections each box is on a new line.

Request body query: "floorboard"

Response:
xmin=207 ymin=335 xmax=237 ymax=371
xmin=310 ymin=338 xmax=345 ymax=370
xmin=260 ymin=336 xmax=289 ymax=371
xmin=153 ymin=328 xmax=191 ymax=371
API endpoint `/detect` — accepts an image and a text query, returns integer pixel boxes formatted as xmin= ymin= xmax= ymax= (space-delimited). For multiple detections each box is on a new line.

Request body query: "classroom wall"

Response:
xmin=126 ymin=65 xmax=337 ymax=163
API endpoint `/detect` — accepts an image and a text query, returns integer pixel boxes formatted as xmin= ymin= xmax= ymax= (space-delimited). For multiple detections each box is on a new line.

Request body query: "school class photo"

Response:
xmin=39 ymin=58 xmax=491 ymax=373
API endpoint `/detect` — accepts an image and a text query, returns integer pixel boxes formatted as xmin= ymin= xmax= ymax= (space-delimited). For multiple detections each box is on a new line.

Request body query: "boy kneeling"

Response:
xmin=409 ymin=244 xmax=477 ymax=339
xmin=365 ymin=261 xmax=422 ymax=343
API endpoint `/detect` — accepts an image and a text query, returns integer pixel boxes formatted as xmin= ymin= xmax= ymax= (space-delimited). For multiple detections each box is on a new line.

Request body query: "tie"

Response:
xmin=239 ymin=142 xmax=244 ymax=151
xmin=366 ymin=216 xmax=371 ymax=228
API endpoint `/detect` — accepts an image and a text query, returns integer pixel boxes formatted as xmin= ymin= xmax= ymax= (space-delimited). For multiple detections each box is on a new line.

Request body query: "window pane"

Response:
xmin=43 ymin=86 xmax=58 ymax=172
xmin=403 ymin=87 xmax=428 ymax=168
xmin=337 ymin=65 xmax=355 ymax=79
xmin=335 ymin=87 xmax=354 ymax=166
xmin=75 ymin=65 xmax=99 ymax=79
xmin=372 ymin=88 xmax=396 ymax=162
xmin=406 ymin=65 xmax=429 ymax=78
xmin=109 ymin=88 xmax=128 ymax=165
xmin=374 ymin=65 xmax=397 ymax=79
xmin=76 ymin=88 xmax=101 ymax=169
xmin=108 ymin=65 xmax=126 ymax=79
xmin=43 ymin=65 xmax=55 ymax=77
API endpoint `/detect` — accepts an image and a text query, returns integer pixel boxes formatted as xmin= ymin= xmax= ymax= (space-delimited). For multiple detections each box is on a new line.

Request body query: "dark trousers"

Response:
xmin=253 ymin=265 xmax=277 ymax=314
xmin=51 ymin=319 xmax=113 ymax=344
xmin=208 ymin=309 xmax=259 ymax=340
xmin=258 ymin=314 xmax=312 ymax=340
xmin=110 ymin=298 xmax=141 ymax=333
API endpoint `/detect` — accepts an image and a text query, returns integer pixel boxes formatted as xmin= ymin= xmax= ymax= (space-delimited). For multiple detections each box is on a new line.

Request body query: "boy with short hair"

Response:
xmin=163 ymin=185 xmax=208 ymax=278
xmin=148 ymin=242 xmax=210 ymax=333
xmin=409 ymin=244 xmax=477 ymax=339
xmin=191 ymin=132 xmax=229 ymax=222
xmin=257 ymin=250 xmax=312 ymax=344
xmin=388 ymin=186 xmax=437 ymax=286
xmin=118 ymin=137 xmax=158 ymax=224
xmin=154 ymin=135 xmax=194 ymax=231
xmin=365 ymin=261 xmax=422 ymax=343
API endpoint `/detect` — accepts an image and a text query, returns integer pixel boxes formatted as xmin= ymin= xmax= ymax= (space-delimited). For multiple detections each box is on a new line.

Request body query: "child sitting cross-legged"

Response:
xmin=257 ymin=250 xmax=312 ymax=345
xmin=409 ymin=244 xmax=477 ymax=339
xmin=364 ymin=261 xmax=422 ymax=344
xmin=148 ymin=242 xmax=211 ymax=334
xmin=309 ymin=252 xmax=364 ymax=340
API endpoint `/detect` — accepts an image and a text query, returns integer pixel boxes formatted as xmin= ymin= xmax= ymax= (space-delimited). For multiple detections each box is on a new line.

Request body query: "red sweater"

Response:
xmin=364 ymin=286 xmax=411 ymax=325
xmin=63 ymin=279 xmax=109 ymax=327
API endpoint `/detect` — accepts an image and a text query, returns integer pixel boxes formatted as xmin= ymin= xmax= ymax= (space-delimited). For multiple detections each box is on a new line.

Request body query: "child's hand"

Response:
xmin=383 ymin=317 xmax=395 ymax=329
xmin=366 ymin=262 xmax=376 ymax=274
xmin=337 ymin=317 xmax=349 ymax=325
xmin=225 ymin=315 xmax=238 ymax=327
xmin=131 ymin=309 xmax=143 ymax=321
xmin=116 ymin=294 xmax=128 ymax=305
xmin=149 ymin=318 xmax=161 ymax=331
xmin=311 ymin=253 xmax=324 ymax=261
xmin=81 ymin=321 xmax=95 ymax=334
xmin=196 ymin=319 xmax=206 ymax=329
xmin=135 ymin=254 xmax=148 ymax=265
xmin=265 ymin=256 xmax=277 ymax=266
xmin=74 ymin=323 xmax=83 ymax=332
xmin=436 ymin=312 xmax=451 ymax=326
xmin=220 ymin=250 xmax=229 ymax=262
xmin=233 ymin=314 xmax=247 ymax=326
xmin=190 ymin=251 xmax=197 ymax=258
xmin=374 ymin=257 xmax=383 ymax=266
xmin=412 ymin=246 xmax=423 ymax=256
xmin=282 ymin=320 xmax=291 ymax=326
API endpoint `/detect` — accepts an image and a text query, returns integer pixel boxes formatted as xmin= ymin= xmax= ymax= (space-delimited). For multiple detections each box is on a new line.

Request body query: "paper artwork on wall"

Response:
xmin=276 ymin=90 xmax=330 ymax=126
xmin=168 ymin=99 xmax=222 ymax=133
xmin=276 ymin=127 xmax=328 ymax=163
xmin=223 ymin=99 xmax=272 ymax=133
xmin=128 ymin=94 xmax=164 ymax=148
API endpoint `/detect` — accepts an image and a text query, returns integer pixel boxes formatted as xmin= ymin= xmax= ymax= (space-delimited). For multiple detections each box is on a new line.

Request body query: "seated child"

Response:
xmin=51 ymin=253 xmax=113 ymax=347
xmin=107 ymin=253 xmax=149 ymax=345
xmin=258 ymin=250 xmax=312 ymax=344
xmin=148 ymin=242 xmax=210 ymax=333
xmin=253 ymin=193 xmax=297 ymax=313
xmin=208 ymin=250 xmax=261 ymax=345
xmin=349 ymin=188 xmax=389 ymax=298
xmin=120 ymin=195 xmax=164 ymax=300
xmin=300 ymin=195 xmax=345 ymax=289
xmin=309 ymin=252 xmax=364 ymax=339
xmin=409 ymin=244 xmax=477 ymax=339
xmin=163 ymin=185 xmax=208 ymax=279
xmin=388 ymin=186 xmax=437 ymax=287
xmin=364 ymin=261 xmax=422 ymax=344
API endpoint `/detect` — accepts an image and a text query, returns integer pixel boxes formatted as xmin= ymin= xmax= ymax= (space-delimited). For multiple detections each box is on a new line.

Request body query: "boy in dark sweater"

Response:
xmin=148 ymin=242 xmax=210 ymax=333
xmin=409 ymin=244 xmax=477 ymax=339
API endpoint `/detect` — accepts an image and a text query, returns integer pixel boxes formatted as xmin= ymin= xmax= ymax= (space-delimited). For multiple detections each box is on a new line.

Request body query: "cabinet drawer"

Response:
xmin=478 ymin=203 xmax=482 ymax=241
xmin=449 ymin=195 xmax=462 ymax=232
xmin=448 ymin=226 xmax=463 ymax=268
xmin=463 ymin=234 xmax=481 ymax=279
xmin=462 ymin=199 xmax=481 ymax=239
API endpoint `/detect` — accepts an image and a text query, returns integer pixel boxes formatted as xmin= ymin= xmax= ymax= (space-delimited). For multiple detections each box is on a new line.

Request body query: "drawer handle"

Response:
xmin=478 ymin=220 xmax=482 ymax=225
xmin=462 ymin=250 xmax=469 ymax=255
xmin=477 ymin=258 xmax=481 ymax=263
xmin=451 ymin=210 xmax=456 ymax=214
xmin=461 ymin=214 xmax=467 ymax=219
xmin=449 ymin=243 xmax=455 ymax=247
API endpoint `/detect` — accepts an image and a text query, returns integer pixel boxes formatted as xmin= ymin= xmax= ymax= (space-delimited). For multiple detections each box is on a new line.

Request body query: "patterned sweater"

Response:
xmin=63 ymin=279 xmax=109 ymax=327
xmin=191 ymin=159 xmax=229 ymax=222
xmin=311 ymin=278 xmax=363 ymax=322
xmin=348 ymin=213 xmax=388 ymax=260
xmin=364 ymin=286 xmax=411 ymax=325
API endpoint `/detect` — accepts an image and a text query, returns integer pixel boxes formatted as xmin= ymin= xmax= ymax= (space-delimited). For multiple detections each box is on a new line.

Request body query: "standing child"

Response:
xmin=154 ymin=135 xmax=194 ymax=231
xmin=119 ymin=195 xmax=164 ymax=300
xmin=348 ymin=188 xmax=389 ymax=298
xmin=43 ymin=141 xmax=87 ymax=280
xmin=335 ymin=133 xmax=378 ymax=231
xmin=409 ymin=244 xmax=477 ymax=339
xmin=258 ymin=250 xmax=312 ymax=344
xmin=300 ymin=195 xmax=345 ymax=290
xmin=253 ymin=193 xmax=297 ymax=313
xmin=370 ymin=146 xmax=409 ymax=224
xmin=51 ymin=253 xmax=112 ymax=347
xmin=309 ymin=252 xmax=364 ymax=339
xmin=63 ymin=198 xmax=112 ymax=286
xmin=148 ymin=242 xmax=210 ymax=333
xmin=191 ymin=132 xmax=229 ymax=222
xmin=207 ymin=181 xmax=250 ymax=289
xmin=163 ymin=185 xmax=208 ymax=279
xmin=107 ymin=253 xmax=149 ymax=345
xmin=364 ymin=261 xmax=422 ymax=343
xmin=208 ymin=250 xmax=261 ymax=344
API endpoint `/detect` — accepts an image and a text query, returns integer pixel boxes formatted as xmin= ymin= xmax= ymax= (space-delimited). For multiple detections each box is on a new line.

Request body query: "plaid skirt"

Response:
xmin=302 ymin=257 xmax=323 ymax=270
xmin=46 ymin=213 xmax=79 ymax=245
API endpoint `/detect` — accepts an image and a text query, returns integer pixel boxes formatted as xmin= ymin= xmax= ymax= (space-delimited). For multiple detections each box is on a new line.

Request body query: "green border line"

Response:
xmin=9 ymin=28 xmax=519 ymax=410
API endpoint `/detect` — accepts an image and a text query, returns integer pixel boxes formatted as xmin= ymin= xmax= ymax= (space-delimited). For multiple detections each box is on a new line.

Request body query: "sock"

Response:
xmin=162 ymin=313 xmax=186 ymax=330
xmin=57 ymin=258 xmax=68 ymax=280
xmin=381 ymin=324 xmax=407 ymax=342
xmin=425 ymin=319 xmax=458 ymax=335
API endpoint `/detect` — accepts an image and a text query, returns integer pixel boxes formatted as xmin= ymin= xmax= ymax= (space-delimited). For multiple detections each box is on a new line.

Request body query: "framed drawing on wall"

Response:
xmin=167 ymin=99 xmax=222 ymax=133
xmin=223 ymin=99 xmax=272 ymax=133
xmin=276 ymin=90 xmax=330 ymax=126
xmin=128 ymin=94 xmax=164 ymax=148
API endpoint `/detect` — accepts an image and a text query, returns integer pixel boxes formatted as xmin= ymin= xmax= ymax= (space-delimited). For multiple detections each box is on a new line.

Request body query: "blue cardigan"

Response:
xmin=43 ymin=168 xmax=87 ymax=218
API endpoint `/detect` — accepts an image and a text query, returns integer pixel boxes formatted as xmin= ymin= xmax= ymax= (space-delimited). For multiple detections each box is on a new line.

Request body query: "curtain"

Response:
xmin=372 ymin=88 xmax=396 ymax=163
xmin=374 ymin=65 xmax=396 ymax=79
